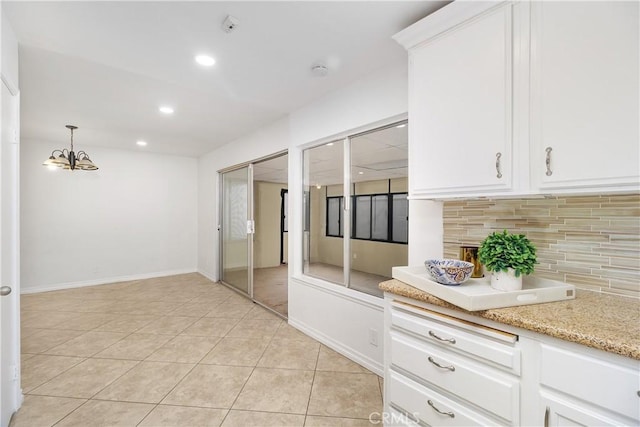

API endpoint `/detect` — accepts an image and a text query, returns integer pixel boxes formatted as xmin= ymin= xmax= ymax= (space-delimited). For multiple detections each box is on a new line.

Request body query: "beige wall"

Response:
xmin=443 ymin=194 xmax=640 ymax=298
xmin=254 ymin=181 xmax=287 ymax=268
xmin=309 ymin=178 xmax=408 ymax=278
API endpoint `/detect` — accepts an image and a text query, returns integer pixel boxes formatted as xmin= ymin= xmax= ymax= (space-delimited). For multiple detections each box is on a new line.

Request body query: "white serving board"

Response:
xmin=392 ymin=266 xmax=576 ymax=311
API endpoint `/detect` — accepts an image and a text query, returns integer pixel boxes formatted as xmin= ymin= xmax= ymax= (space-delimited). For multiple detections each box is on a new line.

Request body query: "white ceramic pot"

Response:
xmin=490 ymin=269 xmax=522 ymax=291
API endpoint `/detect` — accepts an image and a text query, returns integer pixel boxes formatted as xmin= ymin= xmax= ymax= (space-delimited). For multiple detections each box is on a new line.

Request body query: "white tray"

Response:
xmin=392 ymin=266 xmax=576 ymax=311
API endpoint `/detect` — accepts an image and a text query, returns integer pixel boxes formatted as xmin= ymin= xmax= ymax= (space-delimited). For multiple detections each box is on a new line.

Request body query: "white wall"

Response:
xmin=21 ymin=141 xmax=198 ymax=292
xmin=287 ymin=64 xmax=410 ymax=374
xmin=197 ymin=63 xmax=412 ymax=374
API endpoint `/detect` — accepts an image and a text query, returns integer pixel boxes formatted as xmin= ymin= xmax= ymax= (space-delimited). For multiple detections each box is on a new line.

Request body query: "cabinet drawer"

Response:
xmin=382 ymin=407 xmax=419 ymax=427
xmin=540 ymin=344 xmax=640 ymax=421
xmin=391 ymin=331 xmax=519 ymax=422
xmin=389 ymin=370 xmax=505 ymax=426
xmin=391 ymin=301 xmax=520 ymax=374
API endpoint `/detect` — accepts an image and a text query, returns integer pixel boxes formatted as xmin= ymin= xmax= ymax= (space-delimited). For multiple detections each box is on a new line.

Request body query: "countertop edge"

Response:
xmin=380 ymin=279 xmax=640 ymax=361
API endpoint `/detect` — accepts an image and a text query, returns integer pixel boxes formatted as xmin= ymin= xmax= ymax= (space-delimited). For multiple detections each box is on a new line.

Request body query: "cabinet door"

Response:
xmin=409 ymin=3 xmax=516 ymax=197
xmin=531 ymin=1 xmax=640 ymax=191
xmin=541 ymin=393 xmax=633 ymax=427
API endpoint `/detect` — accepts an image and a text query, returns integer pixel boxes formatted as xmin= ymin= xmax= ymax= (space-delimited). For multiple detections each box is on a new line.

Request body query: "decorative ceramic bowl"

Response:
xmin=424 ymin=259 xmax=475 ymax=285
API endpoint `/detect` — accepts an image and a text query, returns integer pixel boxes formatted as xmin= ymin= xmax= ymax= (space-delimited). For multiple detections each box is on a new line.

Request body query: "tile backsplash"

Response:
xmin=443 ymin=194 xmax=640 ymax=298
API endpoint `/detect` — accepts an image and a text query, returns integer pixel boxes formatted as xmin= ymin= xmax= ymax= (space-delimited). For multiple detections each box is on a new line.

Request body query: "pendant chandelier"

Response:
xmin=42 ymin=125 xmax=98 ymax=171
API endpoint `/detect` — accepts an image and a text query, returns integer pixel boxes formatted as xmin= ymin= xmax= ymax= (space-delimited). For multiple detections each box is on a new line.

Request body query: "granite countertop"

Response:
xmin=380 ymin=279 xmax=640 ymax=360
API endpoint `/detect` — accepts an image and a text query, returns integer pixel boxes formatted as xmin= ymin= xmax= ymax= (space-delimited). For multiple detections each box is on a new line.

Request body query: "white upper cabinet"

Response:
xmin=395 ymin=1 xmax=639 ymax=198
xmin=400 ymin=2 xmax=524 ymax=197
xmin=530 ymin=1 xmax=640 ymax=192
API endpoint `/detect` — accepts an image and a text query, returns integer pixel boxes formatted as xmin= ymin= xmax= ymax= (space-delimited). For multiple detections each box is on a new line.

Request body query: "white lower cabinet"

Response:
xmin=384 ymin=296 xmax=640 ymax=427
xmin=537 ymin=342 xmax=640 ymax=426
xmin=385 ymin=300 xmax=521 ymax=425
xmin=541 ymin=393 xmax=632 ymax=427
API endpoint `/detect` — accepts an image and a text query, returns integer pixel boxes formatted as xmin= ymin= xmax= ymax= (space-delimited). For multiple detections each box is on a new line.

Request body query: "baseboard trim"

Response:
xmin=288 ymin=317 xmax=383 ymax=376
xmin=21 ymin=268 xmax=198 ymax=294
xmin=196 ymin=269 xmax=218 ymax=283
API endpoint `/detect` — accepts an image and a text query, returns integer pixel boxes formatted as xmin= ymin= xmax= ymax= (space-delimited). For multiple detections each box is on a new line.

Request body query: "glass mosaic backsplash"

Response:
xmin=443 ymin=194 xmax=640 ymax=298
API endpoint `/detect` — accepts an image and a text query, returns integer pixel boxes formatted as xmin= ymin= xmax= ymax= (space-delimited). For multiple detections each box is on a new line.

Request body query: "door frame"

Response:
xmin=0 ymin=77 xmax=22 ymax=427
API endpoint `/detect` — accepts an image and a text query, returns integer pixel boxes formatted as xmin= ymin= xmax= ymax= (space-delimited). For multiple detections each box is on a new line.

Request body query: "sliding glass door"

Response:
xmin=219 ymin=153 xmax=289 ymax=317
xmin=221 ymin=166 xmax=252 ymax=295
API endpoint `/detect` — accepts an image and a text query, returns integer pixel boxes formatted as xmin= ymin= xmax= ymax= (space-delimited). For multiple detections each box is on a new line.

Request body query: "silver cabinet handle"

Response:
xmin=428 ymin=330 xmax=456 ymax=344
xmin=427 ymin=400 xmax=455 ymax=418
xmin=544 ymin=406 xmax=550 ymax=427
xmin=0 ymin=286 xmax=11 ymax=296
xmin=428 ymin=356 xmax=455 ymax=371
xmin=545 ymin=147 xmax=553 ymax=176
xmin=495 ymin=152 xmax=502 ymax=178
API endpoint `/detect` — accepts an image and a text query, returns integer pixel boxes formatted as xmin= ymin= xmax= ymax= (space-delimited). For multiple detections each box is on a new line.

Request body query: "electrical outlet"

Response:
xmin=369 ymin=328 xmax=378 ymax=346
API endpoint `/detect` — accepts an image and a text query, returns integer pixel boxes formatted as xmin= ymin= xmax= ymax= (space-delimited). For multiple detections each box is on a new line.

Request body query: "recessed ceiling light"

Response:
xmin=316 ymin=184 xmax=322 ymax=189
xmin=396 ymin=124 xmax=407 ymax=128
xmin=136 ymin=140 xmax=148 ymax=147
xmin=358 ymin=171 xmax=364 ymax=175
xmin=195 ymin=55 xmax=216 ymax=67
xmin=159 ymin=106 xmax=174 ymax=114
xmin=326 ymin=142 xmax=334 ymax=146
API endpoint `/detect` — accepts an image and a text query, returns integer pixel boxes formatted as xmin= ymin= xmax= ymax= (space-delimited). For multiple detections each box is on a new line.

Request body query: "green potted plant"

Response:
xmin=478 ymin=230 xmax=537 ymax=291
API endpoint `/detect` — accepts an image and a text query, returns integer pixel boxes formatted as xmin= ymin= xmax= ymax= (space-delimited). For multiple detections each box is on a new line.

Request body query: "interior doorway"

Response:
xmin=219 ymin=152 xmax=289 ymax=318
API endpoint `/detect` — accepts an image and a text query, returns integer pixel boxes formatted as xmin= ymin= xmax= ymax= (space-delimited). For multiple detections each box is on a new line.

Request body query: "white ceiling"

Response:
xmin=4 ymin=1 xmax=448 ymax=157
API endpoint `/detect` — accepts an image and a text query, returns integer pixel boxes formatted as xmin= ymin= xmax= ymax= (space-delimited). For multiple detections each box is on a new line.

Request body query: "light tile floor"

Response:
xmin=12 ymin=273 xmax=383 ymax=427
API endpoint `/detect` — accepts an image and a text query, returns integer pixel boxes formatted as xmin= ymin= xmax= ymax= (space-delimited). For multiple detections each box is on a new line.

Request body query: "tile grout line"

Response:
xmin=218 ymin=314 xmax=285 ymax=426
xmin=303 ymin=340 xmax=323 ymax=424
xmin=134 ymin=294 xmax=261 ymax=427
xmin=135 ymin=293 xmax=235 ymax=426
xmin=27 ymin=283 xmax=229 ymax=426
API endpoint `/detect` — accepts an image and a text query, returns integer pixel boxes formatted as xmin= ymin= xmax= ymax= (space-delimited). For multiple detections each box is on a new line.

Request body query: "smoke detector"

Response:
xmin=222 ymin=15 xmax=239 ymax=33
xmin=311 ymin=64 xmax=328 ymax=77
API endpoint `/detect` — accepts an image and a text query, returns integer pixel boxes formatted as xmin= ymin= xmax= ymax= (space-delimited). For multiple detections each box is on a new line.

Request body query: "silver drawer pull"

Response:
xmin=428 ymin=356 xmax=455 ymax=372
xmin=495 ymin=152 xmax=502 ymax=179
xmin=427 ymin=400 xmax=455 ymax=418
xmin=428 ymin=330 xmax=456 ymax=344
xmin=545 ymin=147 xmax=553 ymax=176
xmin=544 ymin=406 xmax=550 ymax=427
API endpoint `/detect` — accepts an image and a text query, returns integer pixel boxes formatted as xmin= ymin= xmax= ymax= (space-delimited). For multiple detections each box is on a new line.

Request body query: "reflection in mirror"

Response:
xmin=303 ymin=140 xmax=345 ymax=285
